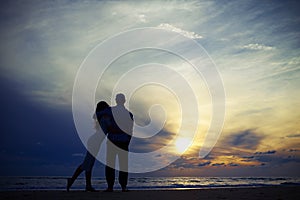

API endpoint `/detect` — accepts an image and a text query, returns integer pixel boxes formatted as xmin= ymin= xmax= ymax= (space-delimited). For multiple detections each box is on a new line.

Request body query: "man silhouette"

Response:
xmin=104 ymin=93 xmax=133 ymax=192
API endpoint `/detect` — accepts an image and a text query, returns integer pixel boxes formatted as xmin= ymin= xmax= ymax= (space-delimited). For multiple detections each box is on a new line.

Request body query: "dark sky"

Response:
xmin=0 ymin=76 xmax=85 ymax=176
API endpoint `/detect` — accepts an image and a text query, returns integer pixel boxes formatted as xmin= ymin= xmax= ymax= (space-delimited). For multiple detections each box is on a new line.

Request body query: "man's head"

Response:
xmin=116 ymin=93 xmax=126 ymax=105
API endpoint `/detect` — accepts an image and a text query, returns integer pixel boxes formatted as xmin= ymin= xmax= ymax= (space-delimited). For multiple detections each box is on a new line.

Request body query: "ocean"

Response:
xmin=0 ymin=176 xmax=299 ymax=191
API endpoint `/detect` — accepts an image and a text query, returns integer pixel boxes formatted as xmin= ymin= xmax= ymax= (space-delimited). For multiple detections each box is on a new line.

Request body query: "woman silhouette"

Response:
xmin=67 ymin=101 xmax=109 ymax=192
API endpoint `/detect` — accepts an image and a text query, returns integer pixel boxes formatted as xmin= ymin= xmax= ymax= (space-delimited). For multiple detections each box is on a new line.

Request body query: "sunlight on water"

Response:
xmin=0 ymin=177 xmax=299 ymax=191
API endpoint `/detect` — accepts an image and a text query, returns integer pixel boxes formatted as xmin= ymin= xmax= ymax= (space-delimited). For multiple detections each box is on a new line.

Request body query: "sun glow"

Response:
xmin=175 ymin=138 xmax=191 ymax=153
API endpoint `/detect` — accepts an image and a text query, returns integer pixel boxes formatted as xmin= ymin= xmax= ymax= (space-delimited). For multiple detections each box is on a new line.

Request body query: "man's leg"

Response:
xmin=119 ymin=171 xmax=128 ymax=191
xmin=118 ymin=143 xmax=129 ymax=191
xmin=106 ymin=141 xmax=116 ymax=191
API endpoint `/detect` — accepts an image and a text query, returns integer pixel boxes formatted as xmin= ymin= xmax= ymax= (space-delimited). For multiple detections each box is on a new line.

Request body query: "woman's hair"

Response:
xmin=96 ymin=101 xmax=109 ymax=112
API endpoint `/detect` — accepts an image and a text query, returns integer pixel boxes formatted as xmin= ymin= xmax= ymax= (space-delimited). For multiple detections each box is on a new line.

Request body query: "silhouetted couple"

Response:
xmin=67 ymin=93 xmax=134 ymax=192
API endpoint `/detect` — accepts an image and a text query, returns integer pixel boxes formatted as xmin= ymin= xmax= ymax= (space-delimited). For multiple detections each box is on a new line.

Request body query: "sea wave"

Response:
xmin=0 ymin=177 xmax=299 ymax=191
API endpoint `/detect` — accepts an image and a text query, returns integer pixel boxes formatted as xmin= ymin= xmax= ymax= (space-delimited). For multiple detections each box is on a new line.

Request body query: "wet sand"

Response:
xmin=0 ymin=186 xmax=299 ymax=200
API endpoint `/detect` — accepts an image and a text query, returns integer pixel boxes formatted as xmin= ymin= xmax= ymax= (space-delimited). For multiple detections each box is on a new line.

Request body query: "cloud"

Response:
xmin=130 ymin=128 xmax=176 ymax=153
xmin=1 ymin=0 xmax=300 ymax=177
xmin=211 ymin=162 xmax=225 ymax=167
xmin=167 ymin=157 xmax=212 ymax=169
xmin=288 ymin=149 xmax=299 ymax=152
xmin=137 ymin=14 xmax=146 ymax=23
xmin=158 ymin=23 xmax=203 ymax=39
xmin=237 ymin=149 xmax=300 ymax=167
xmin=255 ymin=150 xmax=276 ymax=155
xmin=241 ymin=158 xmax=255 ymax=163
xmin=198 ymin=161 xmax=211 ymax=167
xmin=241 ymin=43 xmax=275 ymax=51
xmin=254 ymin=154 xmax=300 ymax=165
xmin=223 ymin=130 xmax=264 ymax=150
xmin=72 ymin=153 xmax=85 ymax=157
xmin=286 ymin=134 xmax=300 ymax=138
xmin=228 ymin=163 xmax=239 ymax=167
xmin=242 ymin=155 xmax=254 ymax=159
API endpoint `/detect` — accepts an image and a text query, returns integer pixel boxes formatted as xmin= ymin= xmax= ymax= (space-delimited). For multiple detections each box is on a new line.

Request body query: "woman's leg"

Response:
xmin=67 ymin=165 xmax=83 ymax=191
xmin=85 ymin=170 xmax=96 ymax=191
xmin=83 ymin=153 xmax=96 ymax=191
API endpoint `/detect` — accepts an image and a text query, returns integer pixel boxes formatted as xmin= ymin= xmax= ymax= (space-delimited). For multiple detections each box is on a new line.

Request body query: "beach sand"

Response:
xmin=1 ymin=187 xmax=299 ymax=200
